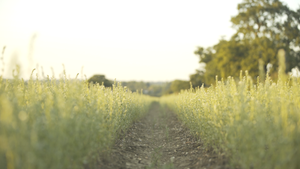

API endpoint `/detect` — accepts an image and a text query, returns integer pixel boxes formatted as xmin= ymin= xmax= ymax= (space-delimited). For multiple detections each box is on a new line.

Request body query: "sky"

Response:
xmin=0 ymin=0 xmax=299 ymax=81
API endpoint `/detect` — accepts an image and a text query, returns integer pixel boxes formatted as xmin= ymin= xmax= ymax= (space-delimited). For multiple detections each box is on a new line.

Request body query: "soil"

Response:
xmin=94 ymin=102 xmax=230 ymax=169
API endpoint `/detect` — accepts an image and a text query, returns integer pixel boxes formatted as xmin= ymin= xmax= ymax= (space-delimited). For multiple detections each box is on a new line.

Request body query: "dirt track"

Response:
xmin=96 ymin=102 xmax=229 ymax=169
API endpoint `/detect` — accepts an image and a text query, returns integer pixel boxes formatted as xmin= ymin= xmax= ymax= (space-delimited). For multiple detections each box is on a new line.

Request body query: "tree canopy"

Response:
xmin=169 ymin=80 xmax=190 ymax=93
xmin=88 ymin=74 xmax=112 ymax=87
xmin=191 ymin=0 xmax=300 ymax=86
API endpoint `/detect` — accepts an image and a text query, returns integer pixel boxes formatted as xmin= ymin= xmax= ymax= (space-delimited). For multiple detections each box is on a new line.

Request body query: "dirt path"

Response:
xmin=97 ymin=102 xmax=229 ymax=169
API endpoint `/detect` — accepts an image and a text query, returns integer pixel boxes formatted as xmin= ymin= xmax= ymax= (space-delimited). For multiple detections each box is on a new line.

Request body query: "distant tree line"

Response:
xmin=121 ymin=81 xmax=171 ymax=97
xmin=88 ymin=75 xmax=192 ymax=96
xmin=189 ymin=0 xmax=300 ymax=87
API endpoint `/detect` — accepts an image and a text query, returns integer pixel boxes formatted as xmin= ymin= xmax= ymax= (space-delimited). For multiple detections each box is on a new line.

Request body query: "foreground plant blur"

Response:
xmin=161 ymin=67 xmax=300 ymax=168
xmin=0 ymin=72 xmax=152 ymax=169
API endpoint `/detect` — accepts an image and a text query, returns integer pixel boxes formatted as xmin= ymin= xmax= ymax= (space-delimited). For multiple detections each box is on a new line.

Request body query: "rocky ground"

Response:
xmin=93 ymin=102 xmax=230 ymax=169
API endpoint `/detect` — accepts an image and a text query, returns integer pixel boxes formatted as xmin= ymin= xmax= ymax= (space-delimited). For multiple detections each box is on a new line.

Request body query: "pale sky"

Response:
xmin=0 ymin=0 xmax=299 ymax=81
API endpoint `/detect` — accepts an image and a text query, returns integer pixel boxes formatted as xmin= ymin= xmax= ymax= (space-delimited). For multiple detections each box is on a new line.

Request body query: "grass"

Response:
xmin=0 ymin=73 xmax=153 ymax=169
xmin=161 ymin=67 xmax=300 ymax=168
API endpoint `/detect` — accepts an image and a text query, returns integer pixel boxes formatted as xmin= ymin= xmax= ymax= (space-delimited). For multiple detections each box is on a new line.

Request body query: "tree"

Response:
xmin=169 ymin=80 xmax=190 ymax=93
xmin=88 ymin=74 xmax=112 ymax=87
xmin=231 ymin=0 xmax=300 ymax=75
xmin=193 ymin=0 xmax=300 ymax=84
xmin=189 ymin=70 xmax=206 ymax=88
xmin=193 ymin=38 xmax=249 ymax=84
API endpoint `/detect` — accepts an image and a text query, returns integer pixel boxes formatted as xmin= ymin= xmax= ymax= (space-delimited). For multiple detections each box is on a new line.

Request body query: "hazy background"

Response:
xmin=0 ymin=0 xmax=299 ymax=81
